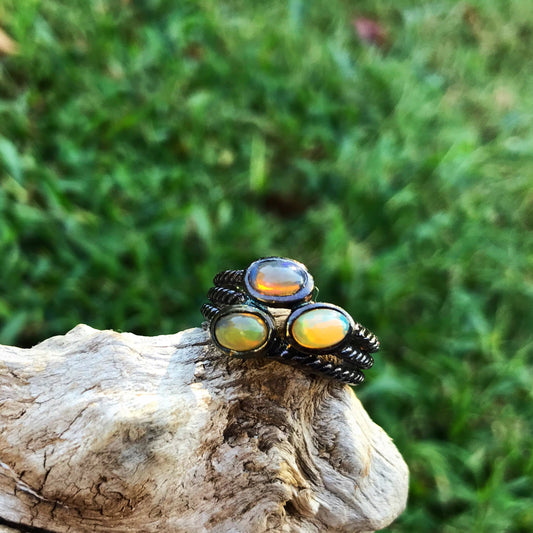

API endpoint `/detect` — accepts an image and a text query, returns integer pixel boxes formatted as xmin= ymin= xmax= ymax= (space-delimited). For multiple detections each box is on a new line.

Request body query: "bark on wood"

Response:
xmin=0 ymin=322 xmax=408 ymax=533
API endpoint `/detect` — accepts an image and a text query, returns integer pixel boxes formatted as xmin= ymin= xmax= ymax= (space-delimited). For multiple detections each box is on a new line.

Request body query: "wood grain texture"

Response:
xmin=0 ymin=324 xmax=408 ymax=532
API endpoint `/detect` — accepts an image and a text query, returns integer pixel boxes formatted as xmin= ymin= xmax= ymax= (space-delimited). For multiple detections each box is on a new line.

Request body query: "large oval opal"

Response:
xmin=214 ymin=313 xmax=268 ymax=352
xmin=249 ymin=258 xmax=306 ymax=297
xmin=291 ymin=308 xmax=350 ymax=349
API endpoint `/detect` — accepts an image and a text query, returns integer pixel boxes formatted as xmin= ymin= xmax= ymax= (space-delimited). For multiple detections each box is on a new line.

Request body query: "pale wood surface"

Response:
xmin=0 ymin=323 xmax=408 ymax=532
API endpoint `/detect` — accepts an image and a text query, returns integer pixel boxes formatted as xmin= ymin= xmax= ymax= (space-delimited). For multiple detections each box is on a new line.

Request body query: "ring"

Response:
xmin=201 ymin=257 xmax=379 ymax=386
xmin=212 ymin=256 xmax=315 ymax=308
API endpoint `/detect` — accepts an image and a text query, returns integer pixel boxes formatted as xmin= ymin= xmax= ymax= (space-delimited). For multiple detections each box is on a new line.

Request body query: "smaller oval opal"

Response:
xmin=291 ymin=308 xmax=350 ymax=350
xmin=249 ymin=258 xmax=307 ymax=297
xmin=214 ymin=313 xmax=268 ymax=352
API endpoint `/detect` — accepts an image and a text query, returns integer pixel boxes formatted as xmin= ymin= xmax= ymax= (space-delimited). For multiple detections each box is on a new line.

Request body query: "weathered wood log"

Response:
xmin=0 ymin=322 xmax=408 ymax=533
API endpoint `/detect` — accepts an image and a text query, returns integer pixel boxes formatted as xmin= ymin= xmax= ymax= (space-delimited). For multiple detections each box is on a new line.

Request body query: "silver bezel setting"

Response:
xmin=286 ymin=302 xmax=355 ymax=355
xmin=244 ymin=257 xmax=314 ymax=308
xmin=210 ymin=304 xmax=276 ymax=357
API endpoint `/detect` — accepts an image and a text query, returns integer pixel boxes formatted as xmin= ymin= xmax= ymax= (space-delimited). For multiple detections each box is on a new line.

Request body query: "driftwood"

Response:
xmin=0 ymin=320 xmax=408 ymax=533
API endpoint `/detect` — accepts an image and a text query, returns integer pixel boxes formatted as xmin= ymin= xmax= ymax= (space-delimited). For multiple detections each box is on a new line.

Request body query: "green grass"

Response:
xmin=1 ymin=1 xmax=533 ymax=531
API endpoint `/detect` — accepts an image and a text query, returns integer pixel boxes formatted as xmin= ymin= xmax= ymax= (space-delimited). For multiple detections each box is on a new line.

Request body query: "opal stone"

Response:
xmin=214 ymin=312 xmax=268 ymax=352
xmin=291 ymin=308 xmax=350 ymax=349
xmin=249 ymin=258 xmax=306 ymax=297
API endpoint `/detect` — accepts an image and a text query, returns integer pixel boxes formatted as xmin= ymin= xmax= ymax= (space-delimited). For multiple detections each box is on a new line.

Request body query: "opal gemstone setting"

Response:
xmin=214 ymin=312 xmax=269 ymax=352
xmin=290 ymin=307 xmax=351 ymax=350
xmin=250 ymin=259 xmax=304 ymax=296
xmin=245 ymin=257 xmax=314 ymax=306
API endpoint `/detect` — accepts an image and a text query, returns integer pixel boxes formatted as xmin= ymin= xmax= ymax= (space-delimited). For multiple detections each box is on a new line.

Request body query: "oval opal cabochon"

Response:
xmin=291 ymin=308 xmax=350 ymax=349
xmin=214 ymin=313 xmax=268 ymax=352
xmin=248 ymin=258 xmax=306 ymax=297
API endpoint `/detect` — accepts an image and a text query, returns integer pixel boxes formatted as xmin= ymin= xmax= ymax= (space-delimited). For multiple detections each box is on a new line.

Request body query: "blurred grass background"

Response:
xmin=1 ymin=0 xmax=532 ymax=531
